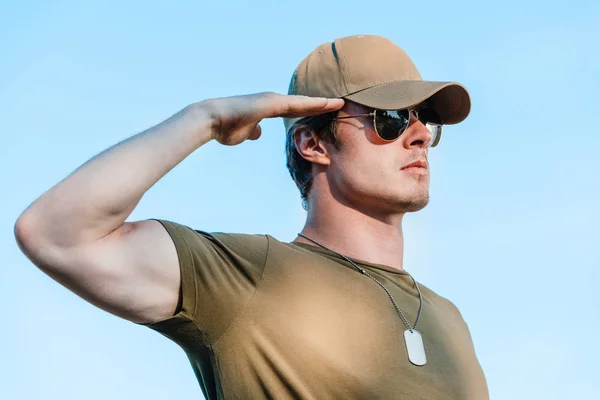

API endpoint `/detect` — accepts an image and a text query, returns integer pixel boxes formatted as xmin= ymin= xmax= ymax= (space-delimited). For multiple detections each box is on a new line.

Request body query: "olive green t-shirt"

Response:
xmin=137 ymin=219 xmax=488 ymax=399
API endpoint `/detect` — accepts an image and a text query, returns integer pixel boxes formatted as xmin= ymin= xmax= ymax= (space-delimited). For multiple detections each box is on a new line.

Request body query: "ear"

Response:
xmin=293 ymin=126 xmax=331 ymax=166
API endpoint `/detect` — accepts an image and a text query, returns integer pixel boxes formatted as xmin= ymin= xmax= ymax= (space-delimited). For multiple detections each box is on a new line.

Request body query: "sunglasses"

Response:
xmin=333 ymin=107 xmax=443 ymax=147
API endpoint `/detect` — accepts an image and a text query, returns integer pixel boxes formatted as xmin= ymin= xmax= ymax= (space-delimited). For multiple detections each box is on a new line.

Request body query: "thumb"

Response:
xmin=247 ymin=124 xmax=262 ymax=141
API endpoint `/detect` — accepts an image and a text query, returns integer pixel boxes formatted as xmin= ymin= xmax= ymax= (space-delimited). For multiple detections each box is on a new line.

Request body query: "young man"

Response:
xmin=15 ymin=35 xmax=489 ymax=399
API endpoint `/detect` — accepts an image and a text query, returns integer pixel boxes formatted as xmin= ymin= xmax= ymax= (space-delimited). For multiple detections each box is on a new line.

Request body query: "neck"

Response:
xmin=294 ymin=196 xmax=406 ymax=271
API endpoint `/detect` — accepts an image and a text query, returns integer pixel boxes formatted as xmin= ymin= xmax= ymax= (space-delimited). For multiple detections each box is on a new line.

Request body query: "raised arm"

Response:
xmin=14 ymin=92 xmax=344 ymax=324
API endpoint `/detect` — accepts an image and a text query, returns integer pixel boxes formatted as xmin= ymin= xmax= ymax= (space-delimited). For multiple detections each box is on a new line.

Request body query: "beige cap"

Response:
xmin=284 ymin=34 xmax=471 ymax=134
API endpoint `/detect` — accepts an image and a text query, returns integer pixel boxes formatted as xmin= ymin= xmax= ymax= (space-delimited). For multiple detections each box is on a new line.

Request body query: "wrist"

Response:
xmin=183 ymin=101 xmax=217 ymax=144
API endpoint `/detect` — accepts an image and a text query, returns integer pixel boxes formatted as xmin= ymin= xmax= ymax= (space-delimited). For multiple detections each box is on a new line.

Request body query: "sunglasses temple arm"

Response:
xmin=334 ymin=113 xmax=375 ymax=120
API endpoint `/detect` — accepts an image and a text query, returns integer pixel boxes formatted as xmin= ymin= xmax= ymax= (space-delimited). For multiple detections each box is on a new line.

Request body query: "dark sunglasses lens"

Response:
xmin=375 ymin=109 xmax=410 ymax=140
xmin=416 ymin=108 xmax=442 ymax=125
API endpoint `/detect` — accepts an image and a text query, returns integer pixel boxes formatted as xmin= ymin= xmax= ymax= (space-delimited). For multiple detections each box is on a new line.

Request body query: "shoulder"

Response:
xmin=152 ymin=219 xmax=268 ymax=246
xmin=150 ymin=219 xmax=270 ymax=266
xmin=417 ymin=282 xmax=465 ymax=319
xmin=417 ymin=282 xmax=476 ymax=337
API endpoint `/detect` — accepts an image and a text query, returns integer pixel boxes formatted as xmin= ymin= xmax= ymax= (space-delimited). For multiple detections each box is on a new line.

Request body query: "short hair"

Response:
xmin=285 ymin=111 xmax=341 ymax=210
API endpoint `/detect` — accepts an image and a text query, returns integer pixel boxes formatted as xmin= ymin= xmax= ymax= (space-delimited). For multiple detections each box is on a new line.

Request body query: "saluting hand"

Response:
xmin=201 ymin=92 xmax=345 ymax=146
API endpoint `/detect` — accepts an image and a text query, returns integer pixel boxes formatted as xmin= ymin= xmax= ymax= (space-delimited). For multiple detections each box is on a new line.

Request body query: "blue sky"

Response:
xmin=1 ymin=0 xmax=599 ymax=399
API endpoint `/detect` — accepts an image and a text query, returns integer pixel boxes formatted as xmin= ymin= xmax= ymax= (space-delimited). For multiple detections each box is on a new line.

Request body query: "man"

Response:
xmin=15 ymin=35 xmax=489 ymax=399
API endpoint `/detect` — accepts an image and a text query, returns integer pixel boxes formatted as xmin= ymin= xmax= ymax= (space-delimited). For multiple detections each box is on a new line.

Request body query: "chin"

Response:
xmin=392 ymin=192 xmax=430 ymax=213
xmin=402 ymin=199 xmax=429 ymax=212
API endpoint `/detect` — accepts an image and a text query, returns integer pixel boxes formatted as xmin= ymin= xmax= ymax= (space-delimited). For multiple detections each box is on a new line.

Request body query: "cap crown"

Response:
xmin=288 ymin=35 xmax=423 ymax=99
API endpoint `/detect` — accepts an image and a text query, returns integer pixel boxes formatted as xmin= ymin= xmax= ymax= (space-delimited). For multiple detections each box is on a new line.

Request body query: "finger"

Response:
xmin=278 ymin=96 xmax=345 ymax=118
xmin=254 ymin=93 xmax=344 ymax=119
xmin=248 ymin=124 xmax=262 ymax=141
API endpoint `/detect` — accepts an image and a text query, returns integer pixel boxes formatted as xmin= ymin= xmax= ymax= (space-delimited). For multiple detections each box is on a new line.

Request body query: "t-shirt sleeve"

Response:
xmin=135 ymin=219 xmax=269 ymax=349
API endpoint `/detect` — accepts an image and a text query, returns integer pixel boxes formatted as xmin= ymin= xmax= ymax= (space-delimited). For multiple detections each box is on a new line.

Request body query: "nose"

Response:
xmin=402 ymin=112 xmax=433 ymax=149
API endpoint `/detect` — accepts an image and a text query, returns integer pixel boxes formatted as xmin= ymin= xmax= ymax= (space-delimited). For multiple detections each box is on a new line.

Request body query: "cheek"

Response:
xmin=331 ymin=145 xmax=397 ymax=192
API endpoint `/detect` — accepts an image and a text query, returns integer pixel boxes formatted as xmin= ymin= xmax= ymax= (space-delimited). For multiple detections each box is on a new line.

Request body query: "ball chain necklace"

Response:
xmin=297 ymin=233 xmax=427 ymax=366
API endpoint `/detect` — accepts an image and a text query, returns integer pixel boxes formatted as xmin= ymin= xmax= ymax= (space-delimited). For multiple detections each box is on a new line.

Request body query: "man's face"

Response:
xmin=324 ymin=101 xmax=433 ymax=215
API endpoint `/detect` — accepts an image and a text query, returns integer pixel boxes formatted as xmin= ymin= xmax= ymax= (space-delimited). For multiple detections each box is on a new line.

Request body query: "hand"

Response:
xmin=200 ymin=92 xmax=345 ymax=146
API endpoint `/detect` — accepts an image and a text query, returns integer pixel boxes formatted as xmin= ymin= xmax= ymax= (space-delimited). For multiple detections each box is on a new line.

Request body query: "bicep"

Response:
xmin=41 ymin=219 xmax=182 ymax=324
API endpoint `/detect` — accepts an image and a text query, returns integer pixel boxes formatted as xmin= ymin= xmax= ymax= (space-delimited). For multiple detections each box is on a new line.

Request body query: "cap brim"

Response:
xmin=344 ymin=80 xmax=471 ymax=125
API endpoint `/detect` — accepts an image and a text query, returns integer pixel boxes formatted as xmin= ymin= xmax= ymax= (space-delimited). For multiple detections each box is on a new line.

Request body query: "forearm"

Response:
xmin=16 ymin=102 xmax=214 ymax=247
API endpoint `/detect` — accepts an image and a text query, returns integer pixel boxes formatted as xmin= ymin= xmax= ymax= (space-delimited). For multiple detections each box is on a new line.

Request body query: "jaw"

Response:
xmin=312 ymin=159 xmax=431 ymax=217
xmin=330 ymin=186 xmax=431 ymax=220
xmin=360 ymin=172 xmax=431 ymax=212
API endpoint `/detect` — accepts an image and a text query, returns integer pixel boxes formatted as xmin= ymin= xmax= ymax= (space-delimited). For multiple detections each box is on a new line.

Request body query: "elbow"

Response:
xmin=14 ymin=212 xmax=52 ymax=268
xmin=15 ymin=211 xmax=32 ymax=245
xmin=14 ymin=213 xmax=38 ymax=260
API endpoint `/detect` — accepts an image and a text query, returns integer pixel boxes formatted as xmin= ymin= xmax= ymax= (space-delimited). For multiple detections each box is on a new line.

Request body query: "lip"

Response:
xmin=401 ymin=159 xmax=428 ymax=175
xmin=401 ymin=160 xmax=428 ymax=170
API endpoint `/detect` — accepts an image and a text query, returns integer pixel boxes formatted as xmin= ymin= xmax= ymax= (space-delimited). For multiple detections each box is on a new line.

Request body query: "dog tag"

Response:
xmin=404 ymin=329 xmax=427 ymax=366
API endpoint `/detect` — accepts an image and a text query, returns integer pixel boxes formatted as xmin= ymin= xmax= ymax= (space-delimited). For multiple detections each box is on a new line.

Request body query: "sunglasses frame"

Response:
xmin=333 ymin=108 xmax=443 ymax=147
